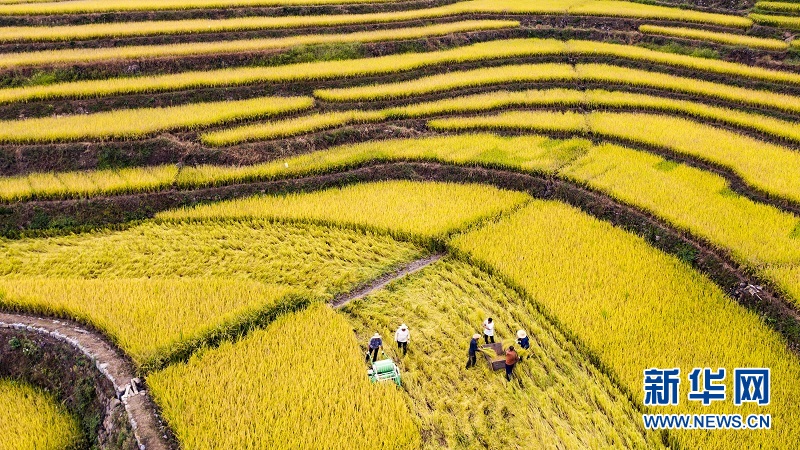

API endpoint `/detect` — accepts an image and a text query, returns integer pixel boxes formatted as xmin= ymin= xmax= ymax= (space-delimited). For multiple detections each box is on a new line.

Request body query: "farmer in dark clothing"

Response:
xmin=516 ymin=330 xmax=530 ymax=350
xmin=505 ymin=346 xmax=519 ymax=381
xmin=368 ymin=333 xmax=383 ymax=363
xmin=466 ymin=334 xmax=480 ymax=368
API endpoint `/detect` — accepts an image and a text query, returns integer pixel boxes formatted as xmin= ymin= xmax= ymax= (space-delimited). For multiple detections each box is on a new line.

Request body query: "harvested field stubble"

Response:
xmin=344 ymin=259 xmax=661 ymax=449
xmin=0 ymin=379 xmax=79 ymax=450
xmin=0 ymin=220 xmax=422 ymax=368
xmin=147 ymin=304 xmax=420 ymax=450
xmin=2 ymin=38 xmax=798 ymax=105
xmin=451 ymin=200 xmax=800 ymax=450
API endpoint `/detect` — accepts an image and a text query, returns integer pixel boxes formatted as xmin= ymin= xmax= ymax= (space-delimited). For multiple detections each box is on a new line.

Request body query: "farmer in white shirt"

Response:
xmin=483 ymin=317 xmax=495 ymax=344
xmin=395 ymin=324 xmax=410 ymax=356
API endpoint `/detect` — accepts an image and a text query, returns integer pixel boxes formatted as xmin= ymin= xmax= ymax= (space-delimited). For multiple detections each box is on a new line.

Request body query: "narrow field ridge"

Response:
xmin=332 ymin=252 xmax=444 ymax=308
xmin=0 ymin=312 xmax=173 ymax=450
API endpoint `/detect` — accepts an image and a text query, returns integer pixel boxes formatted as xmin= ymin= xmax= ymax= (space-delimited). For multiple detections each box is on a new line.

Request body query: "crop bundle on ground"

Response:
xmin=4 ymin=37 xmax=799 ymax=105
xmin=0 ymin=20 xmax=519 ymax=69
xmin=638 ymin=25 xmax=789 ymax=50
xmin=0 ymin=379 xmax=79 ymax=450
xmin=429 ymin=110 xmax=800 ymax=205
xmin=344 ymin=258 xmax=660 ymax=449
xmin=0 ymin=220 xmax=422 ymax=368
xmin=0 ymin=0 xmax=750 ymax=26
xmin=450 ymin=200 xmax=800 ymax=450
xmin=0 ymin=96 xmax=312 ymax=143
xmin=147 ymin=304 xmax=420 ymax=450
xmin=158 ymin=180 xmax=530 ymax=241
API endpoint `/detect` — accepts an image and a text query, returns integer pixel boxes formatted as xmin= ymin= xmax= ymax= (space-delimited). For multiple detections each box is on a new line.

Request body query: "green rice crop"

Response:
xmin=0 ymin=220 xmax=422 ymax=367
xmin=451 ymin=200 xmax=800 ymax=450
xmin=638 ymin=24 xmax=789 ymax=50
xmin=0 ymin=0 xmax=751 ymax=27
xmin=344 ymin=259 xmax=661 ymax=449
xmin=157 ymin=180 xmax=531 ymax=240
xmin=0 ymin=380 xmax=79 ymax=450
xmin=0 ymin=20 xmax=519 ymax=69
xmin=148 ymin=304 xmax=420 ymax=450
xmin=4 ymin=38 xmax=797 ymax=105
xmin=430 ymin=110 xmax=800 ymax=205
xmin=0 ymin=96 xmax=312 ymax=143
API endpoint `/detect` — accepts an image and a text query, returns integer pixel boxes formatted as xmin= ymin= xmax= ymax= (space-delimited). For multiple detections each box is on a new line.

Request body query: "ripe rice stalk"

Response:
xmin=3 ymin=37 xmax=797 ymax=105
xmin=0 ymin=20 xmax=519 ymax=69
xmin=0 ymin=0 xmax=750 ymax=27
xmin=344 ymin=258 xmax=663 ymax=448
xmin=750 ymin=13 xmax=800 ymax=31
xmin=429 ymin=110 xmax=800 ymax=205
xmin=0 ymin=0 xmax=396 ymax=15
xmin=157 ymin=180 xmax=531 ymax=240
xmin=7 ymin=133 xmax=800 ymax=309
xmin=0 ymin=96 xmax=312 ymax=143
xmin=0 ymin=165 xmax=179 ymax=202
xmin=0 ymin=379 xmax=80 ymax=450
xmin=215 ymin=86 xmax=800 ymax=145
xmin=450 ymin=200 xmax=800 ymax=450
xmin=316 ymin=62 xmax=800 ymax=115
xmin=753 ymin=1 xmax=800 ymax=13
xmin=638 ymin=24 xmax=789 ymax=50
xmin=0 ymin=220 xmax=422 ymax=368
xmin=147 ymin=304 xmax=420 ymax=449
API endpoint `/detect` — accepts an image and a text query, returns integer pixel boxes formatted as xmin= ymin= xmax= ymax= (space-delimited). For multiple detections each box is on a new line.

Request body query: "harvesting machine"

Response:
xmin=367 ymin=354 xmax=402 ymax=386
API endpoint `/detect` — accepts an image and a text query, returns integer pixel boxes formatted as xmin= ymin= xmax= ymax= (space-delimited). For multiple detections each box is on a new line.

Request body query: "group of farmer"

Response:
xmin=366 ymin=317 xmax=530 ymax=382
xmin=467 ymin=317 xmax=530 ymax=381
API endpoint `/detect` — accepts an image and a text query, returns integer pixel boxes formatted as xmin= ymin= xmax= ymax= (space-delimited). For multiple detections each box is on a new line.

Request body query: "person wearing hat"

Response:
xmin=466 ymin=334 xmax=481 ymax=369
xmin=395 ymin=324 xmax=410 ymax=356
xmin=368 ymin=333 xmax=383 ymax=363
xmin=516 ymin=330 xmax=530 ymax=350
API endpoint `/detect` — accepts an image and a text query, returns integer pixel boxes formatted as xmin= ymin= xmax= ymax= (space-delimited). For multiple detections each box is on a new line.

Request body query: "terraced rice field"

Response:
xmin=2 ymin=0 xmax=800 ymax=448
xmin=0 ymin=380 xmax=79 ymax=450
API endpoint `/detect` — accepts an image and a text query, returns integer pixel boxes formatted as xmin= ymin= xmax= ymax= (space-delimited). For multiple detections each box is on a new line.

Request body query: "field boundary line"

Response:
xmin=0 ymin=312 xmax=174 ymax=450
xmin=332 ymin=253 xmax=445 ymax=308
